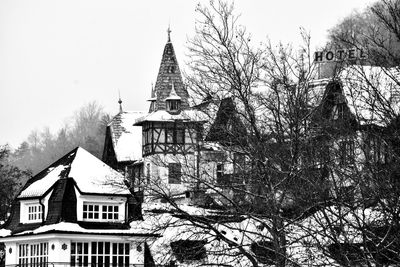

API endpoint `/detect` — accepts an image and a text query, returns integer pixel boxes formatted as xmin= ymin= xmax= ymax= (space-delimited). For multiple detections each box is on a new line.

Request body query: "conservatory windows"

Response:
xmin=71 ymin=242 xmax=130 ymax=267
xmin=83 ymin=203 xmax=119 ymax=221
xmin=18 ymin=243 xmax=48 ymax=267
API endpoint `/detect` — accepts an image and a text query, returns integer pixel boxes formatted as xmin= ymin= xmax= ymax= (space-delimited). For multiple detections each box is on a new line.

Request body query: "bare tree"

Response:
xmin=141 ymin=1 xmax=331 ymax=266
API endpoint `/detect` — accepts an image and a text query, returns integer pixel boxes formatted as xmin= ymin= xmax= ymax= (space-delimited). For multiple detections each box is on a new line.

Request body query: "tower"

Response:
xmin=134 ymin=30 xmax=205 ymax=200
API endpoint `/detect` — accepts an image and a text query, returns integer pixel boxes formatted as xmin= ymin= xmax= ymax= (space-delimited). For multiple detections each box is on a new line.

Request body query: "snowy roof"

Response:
xmin=339 ymin=65 xmax=400 ymax=126
xmin=165 ymin=83 xmax=182 ymax=101
xmin=135 ymin=212 xmax=254 ymax=266
xmin=19 ymin=147 xmax=130 ymax=198
xmin=134 ymin=203 xmax=389 ymax=266
xmin=134 ymin=109 xmax=207 ymax=125
xmin=7 ymin=221 xmax=156 ymax=237
xmin=108 ymin=111 xmax=145 ymax=162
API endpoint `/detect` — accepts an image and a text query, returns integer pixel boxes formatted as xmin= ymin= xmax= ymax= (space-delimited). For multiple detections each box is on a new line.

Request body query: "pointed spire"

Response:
xmin=167 ymin=25 xmax=171 ymax=43
xmin=149 ymin=32 xmax=189 ymax=112
xmin=118 ymin=90 xmax=123 ymax=113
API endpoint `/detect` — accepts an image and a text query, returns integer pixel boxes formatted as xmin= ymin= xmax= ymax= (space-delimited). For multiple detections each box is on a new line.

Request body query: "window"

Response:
xmin=165 ymin=127 xmax=185 ymax=145
xmin=27 ymin=204 xmax=42 ymax=222
xmin=18 ymin=243 xmax=48 ymax=267
xmin=167 ymin=100 xmax=180 ymax=112
xmin=101 ymin=205 xmax=119 ymax=220
xmin=366 ymin=136 xmax=389 ymax=164
xmin=71 ymin=242 xmax=130 ymax=267
xmin=168 ymin=163 xmax=181 ymax=184
xmin=166 ymin=128 xmax=174 ymax=143
xmin=216 ymin=163 xmax=224 ymax=183
xmin=83 ymin=203 xmax=119 ymax=221
xmin=216 ymin=163 xmax=231 ymax=185
xmin=176 ymin=128 xmax=185 ymax=144
xmin=332 ymin=104 xmax=345 ymax=120
xmin=233 ymin=153 xmax=246 ymax=174
xmin=339 ymin=139 xmax=355 ymax=165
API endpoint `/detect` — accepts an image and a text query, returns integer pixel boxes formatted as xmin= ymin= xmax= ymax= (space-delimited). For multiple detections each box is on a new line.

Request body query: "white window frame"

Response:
xmin=71 ymin=241 xmax=130 ymax=267
xmin=82 ymin=202 xmax=121 ymax=222
xmin=75 ymin=191 xmax=126 ymax=222
xmin=20 ymin=200 xmax=44 ymax=224
xmin=27 ymin=204 xmax=42 ymax=222
xmin=18 ymin=242 xmax=48 ymax=267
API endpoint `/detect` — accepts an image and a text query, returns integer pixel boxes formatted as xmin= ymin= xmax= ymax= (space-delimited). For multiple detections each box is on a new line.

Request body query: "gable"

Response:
xmin=205 ymin=98 xmax=247 ymax=145
xmin=102 ymin=127 xmax=118 ymax=168
xmin=310 ymin=81 xmax=358 ymax=134
xmin=103 ymin=111 xmax=144 ymax=165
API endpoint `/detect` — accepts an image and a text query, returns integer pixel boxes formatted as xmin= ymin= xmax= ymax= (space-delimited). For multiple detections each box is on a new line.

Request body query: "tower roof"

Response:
xmin=149 ymin=30 xmax=189 ymax=112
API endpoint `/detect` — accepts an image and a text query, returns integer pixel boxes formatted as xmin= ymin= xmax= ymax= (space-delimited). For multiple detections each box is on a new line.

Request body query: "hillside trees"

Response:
xmin=0 ymin=145 xmax=31 ymax=221
xmin=328 ymin=0 xmax=400 ymax=66
xmin=12 ymin=101 xmax=111 ymax=175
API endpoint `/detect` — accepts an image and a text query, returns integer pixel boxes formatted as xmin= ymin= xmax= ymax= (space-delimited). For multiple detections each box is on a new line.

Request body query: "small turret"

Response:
xmin=165 ymin=83 xmax=182 ymax=113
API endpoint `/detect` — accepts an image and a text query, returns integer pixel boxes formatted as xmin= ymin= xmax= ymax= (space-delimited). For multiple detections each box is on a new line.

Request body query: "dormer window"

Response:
xmin=28 ymin=204 xmax=42 ymax=222
xmin=20 ymin=200 xmax=44 ymax=224
xmin=167 ymin=100 xmax=180 ymax=112
xmin=166 ymin=83 xmax=181 ymax=113
xmin=83 ymin=202 xmax=120 ymax=222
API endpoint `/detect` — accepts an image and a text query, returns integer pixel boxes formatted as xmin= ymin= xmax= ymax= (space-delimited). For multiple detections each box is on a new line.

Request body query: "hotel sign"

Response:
xmin=314 ymin=48 xmax=367 ymax=62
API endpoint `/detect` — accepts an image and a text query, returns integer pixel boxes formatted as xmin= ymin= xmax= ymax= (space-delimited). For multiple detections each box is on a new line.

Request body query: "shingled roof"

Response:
xmin=149 ymin=36 xmax=189 ymax=112
xmin=103 ymin=111 xmax=144 ymax=163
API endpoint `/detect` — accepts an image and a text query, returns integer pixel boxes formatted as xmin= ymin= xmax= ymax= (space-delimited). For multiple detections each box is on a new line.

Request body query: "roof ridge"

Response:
xmin=17 ymin=147 xmax=79 ymax=198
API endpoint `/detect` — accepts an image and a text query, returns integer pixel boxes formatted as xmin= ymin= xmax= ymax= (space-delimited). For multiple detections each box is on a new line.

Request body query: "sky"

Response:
xmin=0 ymin=0 xmax=377 ymax=148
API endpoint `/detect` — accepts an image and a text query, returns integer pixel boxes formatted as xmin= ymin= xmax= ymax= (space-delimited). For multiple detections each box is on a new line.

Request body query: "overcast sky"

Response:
xmin=0 ymin=0 xmax=377 ymax=148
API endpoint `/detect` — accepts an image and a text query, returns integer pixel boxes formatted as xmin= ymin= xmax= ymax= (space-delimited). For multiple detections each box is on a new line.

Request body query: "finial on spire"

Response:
xmin=118 ymin=90 xmax=123 ymax=113
xmin=167 ymin=25 xmax=171 ymax=42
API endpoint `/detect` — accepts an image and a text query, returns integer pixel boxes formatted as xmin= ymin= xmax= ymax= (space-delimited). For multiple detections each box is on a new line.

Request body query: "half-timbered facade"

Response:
xmin=129 ymin=33 xmax=207 ymax=201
